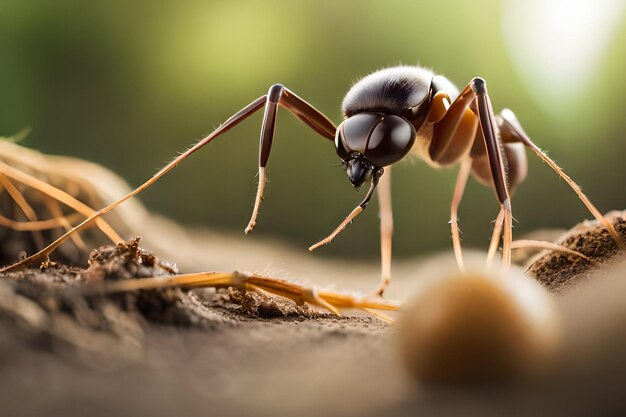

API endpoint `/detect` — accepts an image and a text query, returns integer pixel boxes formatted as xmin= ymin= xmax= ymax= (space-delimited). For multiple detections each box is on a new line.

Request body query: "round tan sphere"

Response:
xmin=397 ymin=266 xmax=561 ymax=384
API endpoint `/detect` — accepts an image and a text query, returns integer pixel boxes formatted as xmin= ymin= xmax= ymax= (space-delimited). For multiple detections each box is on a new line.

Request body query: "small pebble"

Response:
xmin=397 ymin=265 xmax=562 ymax=384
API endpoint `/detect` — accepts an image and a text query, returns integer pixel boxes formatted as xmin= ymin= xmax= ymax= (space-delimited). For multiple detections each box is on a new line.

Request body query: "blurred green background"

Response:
xmin=1 ymin=0 xmax=625 ymax=260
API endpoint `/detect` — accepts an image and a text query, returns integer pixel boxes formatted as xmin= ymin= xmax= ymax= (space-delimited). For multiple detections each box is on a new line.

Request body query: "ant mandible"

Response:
xmin=4 ymin=66 xmax=622 ymax=297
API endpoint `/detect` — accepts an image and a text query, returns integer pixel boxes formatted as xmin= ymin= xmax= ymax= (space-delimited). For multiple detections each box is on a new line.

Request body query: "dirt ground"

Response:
xmin=1 ymin=212 xmax=626 ymax=417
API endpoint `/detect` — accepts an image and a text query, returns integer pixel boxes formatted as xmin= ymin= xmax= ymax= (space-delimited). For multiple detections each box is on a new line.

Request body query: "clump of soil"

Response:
xmin=0 ymin=237 xmax=325 ymax=360
xmin=527 ymin=211 xmax=626 ymax=292
xmin=219 ymin=287 xmax=323 ymax=319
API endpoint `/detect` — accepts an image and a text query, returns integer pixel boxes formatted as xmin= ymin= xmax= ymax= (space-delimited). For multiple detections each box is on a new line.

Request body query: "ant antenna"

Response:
xmin=309 ymin=174 xmax=380 ymax=251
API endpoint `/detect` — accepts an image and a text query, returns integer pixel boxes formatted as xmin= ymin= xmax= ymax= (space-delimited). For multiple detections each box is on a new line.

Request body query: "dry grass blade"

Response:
xmin=511 ymin=239 xmax=591 ymax=261
xmin=0 ymin=122 xmax=235 ymax=271
xmin=0 ymin=173 xmax=45 ymax=248
xmin=0 ymin=160 xmax=122 ymax=245
xmin=0 ymin=156 xmax=126 ymax=270
xmin=42 ymin=196 xmax=88 ymax=251
xmin=0 ymin=174 xmax=39 ymax=221
xmin=0 ymin=212 xmax=83 ymax=231
xmin=86 ymin=271 xmax=401 ymax=316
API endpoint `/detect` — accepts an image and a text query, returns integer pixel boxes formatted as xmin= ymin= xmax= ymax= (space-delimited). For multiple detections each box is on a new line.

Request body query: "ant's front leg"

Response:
xmin=2 ymin=87 xmax=335 ymax=272
xmin=308 ymin=169 xmax=383 ymax=251
xmin=373 ymin=167 xmax=393 ymax=297
xmin=245 ymin=84 xmax=337 ymax=233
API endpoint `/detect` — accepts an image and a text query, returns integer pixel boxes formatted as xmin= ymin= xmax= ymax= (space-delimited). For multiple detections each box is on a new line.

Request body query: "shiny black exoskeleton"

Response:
xmin=334 ymin=66 xmax=436 ymax=189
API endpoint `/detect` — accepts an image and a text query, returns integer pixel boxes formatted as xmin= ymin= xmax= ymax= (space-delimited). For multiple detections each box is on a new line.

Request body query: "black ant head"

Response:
xmin=334 ymin=112 xmax=416 ymax=169
xmin=344 ymin=156 xmax=375 ymax=190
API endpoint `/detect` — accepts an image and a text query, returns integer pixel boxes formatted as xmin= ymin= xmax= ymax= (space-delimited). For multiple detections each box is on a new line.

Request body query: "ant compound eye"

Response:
xmin=365 ymin=115 xmax=416 ymax=167
xmin=334 ymin=128 xmax=351 ymax=160
xmin=335 ymin=113 xmax=384 ymax=160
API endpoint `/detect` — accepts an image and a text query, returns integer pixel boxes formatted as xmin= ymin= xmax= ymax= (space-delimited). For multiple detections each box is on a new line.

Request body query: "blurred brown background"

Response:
xmin=1 ymin=0 xmax=624 ymax=260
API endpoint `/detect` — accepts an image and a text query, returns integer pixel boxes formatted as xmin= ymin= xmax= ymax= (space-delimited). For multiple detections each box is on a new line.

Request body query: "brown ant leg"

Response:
xmin=471 ymin=78 xmax=513 ymax=268
xmin=309 ymin=171 xmax=381 ymax=251
xmin=2 ymin=86 xmax=335 ymax=272
xmin=1 ymin=96 xmax=269 ymax=272
xmin=373 ymin=167 xmax=393 ymax=297
xmin=450 ymin=158 xmax=472 ymax=272
xmin=497 ymin=109 xmax=624 ymax=249
xmin=427 ymin=89 xmax=476 ymax=271
xmin=245 ymin=84 xmax=337 ymax=233
xmin=486 ymin=207 xmax=505 ymax=265
xmin=429 ymin=88 xmax=478 ymax=164
xmin=430 ymin=79 xmax=513 ymax=267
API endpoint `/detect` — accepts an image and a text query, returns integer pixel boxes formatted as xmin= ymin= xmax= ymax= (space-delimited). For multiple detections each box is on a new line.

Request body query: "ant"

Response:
xmin=2 ymin=65 xmax=622 ymax=298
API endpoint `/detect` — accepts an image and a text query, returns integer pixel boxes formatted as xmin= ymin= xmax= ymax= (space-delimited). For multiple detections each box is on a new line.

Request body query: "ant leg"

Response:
xmin=424 ymin=90 xmax=475 ymax=271
xmin=373 ymin=167 xmax=393 ymax=297
xmin=2 ymin=86 xmax=336 ymax=272
xmin=309 ymin=171 xmax=381 ymax=251
xmin=486 ymin=207 xmax=504 ymax=265
xmin=245 ymin=84 xmax=336 ymax=233
xmin=432 ymin=79 xmax=514 ymax=267
xmin=470 ymin=78 xmax=513 ymax=268
xmin=497 ymin=108 xmax=624 ymax=249
xmin=450 ymin=158 xmax=472 ymax=272
xmin=1 ymin=96 xmax=268 ymax=272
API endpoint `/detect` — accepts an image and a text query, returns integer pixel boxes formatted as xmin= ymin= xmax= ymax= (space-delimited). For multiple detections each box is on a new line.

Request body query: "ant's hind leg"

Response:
xmin=245 ymin=84 xmax=337 ymax=234
xmin=497 ymin=108 xmax=624 ymax=249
